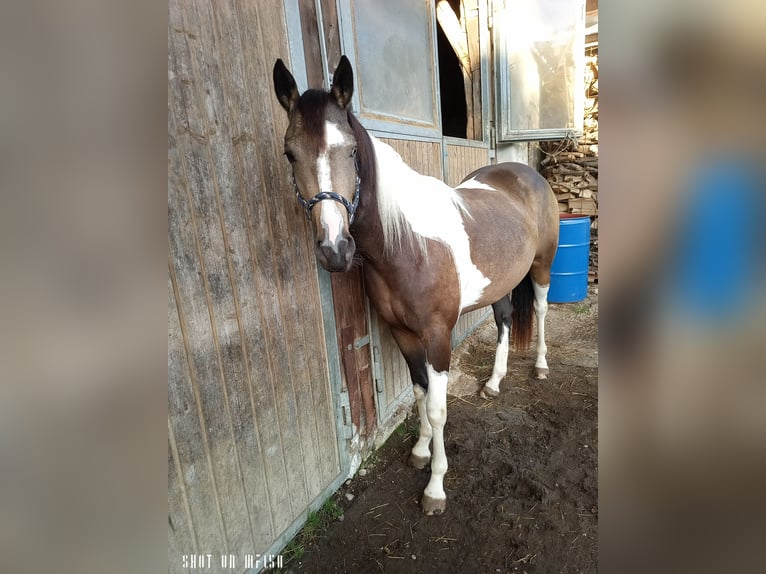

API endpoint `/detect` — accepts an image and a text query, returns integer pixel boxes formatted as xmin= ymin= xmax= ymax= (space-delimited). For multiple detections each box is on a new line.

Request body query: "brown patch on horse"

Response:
xmin=292 ymin=89 xmax=332 ymax=151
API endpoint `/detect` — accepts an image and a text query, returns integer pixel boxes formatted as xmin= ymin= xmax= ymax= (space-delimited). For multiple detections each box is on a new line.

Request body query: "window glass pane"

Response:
xmin=496 ymin=0 xmax=584 ymax=138
xmin=352 ymin=0 xmax=436 ymax=125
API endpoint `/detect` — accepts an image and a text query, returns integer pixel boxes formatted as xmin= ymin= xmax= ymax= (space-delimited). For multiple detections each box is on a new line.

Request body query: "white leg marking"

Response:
xmin=484 ymin=324 xmax=509 ymax=393
xmin=411 ymin=384 xmax=432 ymax=459
xmin=532 ymin=281 xmax=550 ymax=377
xmin=424 ymin=364 xmax=448 ymax=503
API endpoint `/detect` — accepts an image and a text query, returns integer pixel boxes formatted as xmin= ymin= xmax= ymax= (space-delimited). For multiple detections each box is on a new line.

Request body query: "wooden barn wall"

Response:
xmin=168 ymin=0 xmax=342 ymax=568
xmin=445 ymin=144 xmax=489 ymax=187
xmin=445 ymin=143 xmax=493 ymax=346
xmin=381 ymin=137 xmax=442 ymax=178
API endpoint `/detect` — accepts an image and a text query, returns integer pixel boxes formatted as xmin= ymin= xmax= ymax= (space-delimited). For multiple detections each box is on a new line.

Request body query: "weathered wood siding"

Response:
xmin=168 ymin=0 xmax=342 ymax=568
xmin=445 ymin=143 xmax=489 ymax=187
xmin=381 ymin=137 xmax=443 ymax=178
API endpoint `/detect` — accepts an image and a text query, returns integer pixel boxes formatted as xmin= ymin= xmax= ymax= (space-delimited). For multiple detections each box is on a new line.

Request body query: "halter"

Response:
xmin=293 ymin=149 xmax=361 ymax=225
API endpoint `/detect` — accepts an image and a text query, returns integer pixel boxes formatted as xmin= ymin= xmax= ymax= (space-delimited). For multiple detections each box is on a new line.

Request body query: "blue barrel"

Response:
xmin=548 ymin=214 xmax=591 ymax=303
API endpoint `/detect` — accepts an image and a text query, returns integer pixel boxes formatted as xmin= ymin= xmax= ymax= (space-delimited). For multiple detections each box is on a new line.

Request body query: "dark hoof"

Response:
xmin=480 ymin=385 xmax=499 ymax=399
xmin=535 ymin=367 xmax=549 ymax=380
xmin=408 ymin=453 xmax=430 ymax=470
xmin=421 ymin=494 xmax=446 ymax=516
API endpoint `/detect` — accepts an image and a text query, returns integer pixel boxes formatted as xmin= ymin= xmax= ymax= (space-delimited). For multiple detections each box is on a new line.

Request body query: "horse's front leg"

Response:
xmin=418 ymin=327 xmax=452 ymax=515
xmin=391 ymin=328 xmax=433 ymax=469
xmin=410 ymin=384 xmax=432 ymax=469
xmin=392 ymin=326 xmax=451 ymax=515
xmin=421 ymin=361 xmax=449 ymax=515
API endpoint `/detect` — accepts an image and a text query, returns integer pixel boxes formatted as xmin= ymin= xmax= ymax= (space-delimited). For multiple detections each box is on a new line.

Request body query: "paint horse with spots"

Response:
xmin=273 ymin=56 xmax=559 ymax=515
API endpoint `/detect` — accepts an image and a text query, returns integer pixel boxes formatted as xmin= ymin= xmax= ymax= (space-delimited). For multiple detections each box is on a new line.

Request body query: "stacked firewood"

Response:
xmin=538 ymin=47 xmax=599 ymax=282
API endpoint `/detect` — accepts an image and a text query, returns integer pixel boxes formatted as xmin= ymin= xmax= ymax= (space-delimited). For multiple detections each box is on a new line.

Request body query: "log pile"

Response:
xmin=539 ymin=46 xmax=599 ymax=282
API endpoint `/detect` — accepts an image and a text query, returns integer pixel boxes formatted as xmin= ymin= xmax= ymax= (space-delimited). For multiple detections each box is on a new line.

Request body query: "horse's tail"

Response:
xmin=511 ymin=272 xmax=534 ymax=351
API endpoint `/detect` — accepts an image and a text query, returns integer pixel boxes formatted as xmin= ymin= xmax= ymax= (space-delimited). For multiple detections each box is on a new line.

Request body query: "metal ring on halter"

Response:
xmin=293 ymin=149 xmax=361 ymax=225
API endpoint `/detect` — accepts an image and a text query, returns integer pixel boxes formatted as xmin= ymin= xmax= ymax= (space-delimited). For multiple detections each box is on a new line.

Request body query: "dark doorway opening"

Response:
xmin=436 ymin=17 xmax=467 ymax=139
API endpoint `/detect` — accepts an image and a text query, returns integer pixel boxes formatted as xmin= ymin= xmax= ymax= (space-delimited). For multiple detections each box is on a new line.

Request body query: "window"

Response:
xmin=494 ymin=0 xmax=585 ymax=140
xmin=435 ymin=0 xmax=485 ymax=141
xmin=343 ymin=0 xmax=438 ymax=131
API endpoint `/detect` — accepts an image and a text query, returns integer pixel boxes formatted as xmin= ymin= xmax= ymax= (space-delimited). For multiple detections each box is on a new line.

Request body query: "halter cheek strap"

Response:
xmin=293 ymin=150 xmax=361 ymax=225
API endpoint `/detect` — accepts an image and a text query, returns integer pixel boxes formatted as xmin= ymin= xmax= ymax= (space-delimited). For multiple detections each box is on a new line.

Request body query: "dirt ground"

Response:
xmin=286 ymin=286 xmax=598 ymax=573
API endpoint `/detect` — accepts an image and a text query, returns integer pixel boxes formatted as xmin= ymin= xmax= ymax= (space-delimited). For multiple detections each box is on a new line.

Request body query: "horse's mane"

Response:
xmin=348 ymin=110 xmax=470 ymax=259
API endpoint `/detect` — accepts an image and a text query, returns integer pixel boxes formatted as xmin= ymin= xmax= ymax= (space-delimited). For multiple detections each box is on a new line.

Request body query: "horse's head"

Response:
xmin=273 ymin=56 xmax=359 ymax=272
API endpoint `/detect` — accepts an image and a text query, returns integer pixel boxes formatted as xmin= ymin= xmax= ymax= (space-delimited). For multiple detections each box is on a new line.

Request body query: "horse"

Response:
xmin=273 ymin=56 xmax=559 ymax=515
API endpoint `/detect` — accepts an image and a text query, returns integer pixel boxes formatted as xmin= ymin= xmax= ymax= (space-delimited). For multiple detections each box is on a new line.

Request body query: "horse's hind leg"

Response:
xmin=480 ymin=295 xmax=512 ymax=398
xmin=530 ymin=262 xmax=552 ymax=379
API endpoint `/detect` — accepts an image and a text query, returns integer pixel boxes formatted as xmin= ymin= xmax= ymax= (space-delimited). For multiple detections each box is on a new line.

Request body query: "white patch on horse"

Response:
xmin=423 ymin=363 xmax=448 ymax=504
xmin=317 ymin=121 xmax=348 ymax=190
xmin=456 ymin=176 xmax=496 ymax=191
xmin=370 ymin=136 xmax=491 ymax=311
xmin=484 ymin=324 xmax=509 ymax=393
xmin=316 ymin=153 xmax=332 ymax=191
xmin=319 ymin=201 xmax=345 ymax=243
xmin=325 ymin=121 xmax=346 ymax=147
xmin=532 ymin=280 xmax=550 ymax=378
xmin=411 ymin=384 xmax=432 ymax=461
xmin=315 ymin=121 xmax=349 ymax=244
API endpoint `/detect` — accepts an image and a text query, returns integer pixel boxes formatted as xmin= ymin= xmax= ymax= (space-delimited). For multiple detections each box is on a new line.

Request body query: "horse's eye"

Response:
xmin=350 ymin=148 xmax=357 ymax=158
xmin=284 ymin=150 xmax=296 ymax=163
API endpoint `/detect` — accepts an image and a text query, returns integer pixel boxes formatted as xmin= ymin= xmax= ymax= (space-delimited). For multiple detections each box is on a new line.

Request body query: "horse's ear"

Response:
xmin=273 ymin=58 xmax=299 ymax=112
xmin=331 ymin=55 xmax=353 ymax=109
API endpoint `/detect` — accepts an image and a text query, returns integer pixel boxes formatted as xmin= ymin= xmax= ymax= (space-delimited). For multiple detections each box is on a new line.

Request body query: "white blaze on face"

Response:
xmin=317 ymin=121 xmax=349 ymax=244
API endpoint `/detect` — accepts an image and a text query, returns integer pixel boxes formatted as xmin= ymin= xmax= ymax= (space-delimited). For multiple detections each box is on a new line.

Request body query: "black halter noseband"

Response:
xmin=293 ymin=149 xmax=361 ymax=225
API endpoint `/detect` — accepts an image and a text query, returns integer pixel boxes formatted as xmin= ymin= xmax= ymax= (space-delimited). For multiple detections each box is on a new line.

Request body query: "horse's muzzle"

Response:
xmin=315 ymin=235 xmax=355 ymax=272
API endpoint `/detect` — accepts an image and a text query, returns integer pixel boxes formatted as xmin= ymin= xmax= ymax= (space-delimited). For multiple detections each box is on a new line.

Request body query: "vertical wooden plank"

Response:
xmin=206 ymin=0 xmax=304 ymax=549
xmin=231 ymin=0 xmax=313 ymax=520
xmin=320 ymin=0 xmax=342 ymax=66
xmin=331 ymin=268 xmax=376 ymax=436
xmin=168 ymin=274 xmax=205 ymax=565
xmin=169 ymin=0 xmax=346 ymax=565
xmin=298 ymin=0 xmax=324 ymax=88
xmin=236 ymin=0 xmax=341 ymax=497
xmin=169 ymin=4 xmax=236 ymax=556
xmin=381 ymin=138 xmax=442 ymax=179
xmin=464 ymin=0 xmax=483 ymax=139
xmin=167 ymin=250 xmax=228 ymax=556
xmin=172 ymin=1 xmax=267 ymax=555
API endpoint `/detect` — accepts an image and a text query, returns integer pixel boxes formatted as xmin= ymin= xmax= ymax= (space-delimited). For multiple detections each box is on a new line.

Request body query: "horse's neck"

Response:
xmin=355 ymin=136 xmax=426 ymax=265
xmin=354 ymin=134 xmax=467 ymax=270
